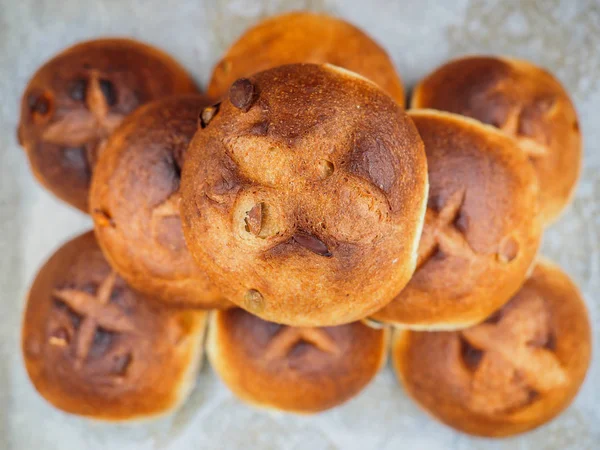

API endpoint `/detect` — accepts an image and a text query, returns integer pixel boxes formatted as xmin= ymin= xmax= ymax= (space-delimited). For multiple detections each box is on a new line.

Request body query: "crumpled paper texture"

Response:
xmin=1 ymin=0 xmax=598 ymax=448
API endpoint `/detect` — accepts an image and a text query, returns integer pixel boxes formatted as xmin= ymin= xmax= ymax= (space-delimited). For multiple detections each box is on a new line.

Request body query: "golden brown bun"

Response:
xmin=181 ymin=64 xmax=428 ymax=326
xmin=412 ymin=56 xmax=581 ymax=224
xmin=372 ymin=110 xmax=542 ymax=329
xmin=90 ymin=95 xmax=231 ymax=310
xmin=21 ymin=231 xmax=207 ymax=421
xmin=392 ymin=259 xmax=592 ymax=437
xmin=207 ymin=12 xmax=405 ymax=106
xmin=208 ymin=308 xmax=388 ymax=413
xmin=17 ymin=38 xmax=198 ymax=213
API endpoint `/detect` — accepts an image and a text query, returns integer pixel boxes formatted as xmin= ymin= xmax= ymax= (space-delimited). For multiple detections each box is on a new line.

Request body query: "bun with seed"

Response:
xmin=372 ymin=110 xmax=541 ymax=329
xmin=90 ymin=95 xmax=231 ymax=309
xmin=392 ymin=259 xmax=591 ymax=437
xmin=181 ymin=63 xmax=428 ymax=326
xmin=208 ymin=308 xmax=388 ymax=413
xmin=207 ymin=11 xmax=405 ymax=105
xmin=412 ymin=56 xmax=581 ymax=224
xmin=17 ymin=38 xmax=198 ymax=212
xmin=21 ymin=231 xmax=207 ymax=421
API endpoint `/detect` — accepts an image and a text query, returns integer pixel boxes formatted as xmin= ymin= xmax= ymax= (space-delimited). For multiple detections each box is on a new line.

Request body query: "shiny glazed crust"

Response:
xmin=412 ymin=55 xmax=581 ymax=224
xmin=21 ymin=231 xmax=208 ymax=421
xmin=17 ymin=38 xmax=198 ymax=212
xmin=372 ymin=110 xmax=541 ymax=329
xmin=90 ymin=95 xmax=231 ymax=309
xmin=181 ymin=63 xmax=428 ymax=326
xmin=207 ymin=308 xmax=388 ymax=413
xmin=207 ymin=11 xmax=405 ymax=105
xmin=392 ymin=259 xmax=591 ymax=437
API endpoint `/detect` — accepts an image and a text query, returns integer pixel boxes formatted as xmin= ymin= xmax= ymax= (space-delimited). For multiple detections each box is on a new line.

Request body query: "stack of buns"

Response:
xmin=18 ymin=11 xmax=590 ymax=437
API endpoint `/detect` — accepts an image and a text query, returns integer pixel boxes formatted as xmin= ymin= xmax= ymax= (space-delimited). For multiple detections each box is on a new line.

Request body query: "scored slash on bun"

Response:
xmin=90 ymin=95 xmax=231 ymax=309
xmin=17 ymin=38 xmax=198 ymax=213
xmin=207 ymin=11 xmax=405 ymax=106
xmin=207 ymin=308 xmax=389 ymax=414
xmin=411 ymin=55 xmax=581 ymax=224
xmin=181 ymin=63 xmax=428 ymax=327
xmin=21 ymin=231 xmax=208 ymax=421
xmin=391 ymin=259 xmax=592 ymax=437
xmin=371 ymin=109 xmax=542 ymax=330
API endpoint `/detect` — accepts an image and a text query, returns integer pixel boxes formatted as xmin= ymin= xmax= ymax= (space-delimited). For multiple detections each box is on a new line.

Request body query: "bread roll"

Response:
xmin=181 ymin=63 xmax=428 ymax=326
xmin=17 ymin=38 xmax=198 ymax=212
xmin=372 ymin=110 xmax=541 ymax=329
xmin=21 ymin=231 xmax=207 ymax=421
xmin=90 ymin=95 xmax=231 ymax=309
xmin=412 ymin=56 xmax=581 ymax=224
xmin=392 ymin=259 xmax=591 ymax=437
xmin=207 ymin=11 xmax=404 ymax=105
xmin=208 ymin=308 xmax=388 ymax=413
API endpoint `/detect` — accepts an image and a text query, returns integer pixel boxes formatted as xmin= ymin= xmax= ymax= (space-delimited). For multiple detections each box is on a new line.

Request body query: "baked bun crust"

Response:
xmin=372 ymin=110 xmax=541 ymax=329
xmin=21 ymin=231 xmax=208 ymax=421
xmin=17 ymin=38 xmax=198 ymax=213
xmin=392 ymin=259 xmax=591 ymax=437
xmin=208 ymin=308 xmax=388 ymax=413
xmin=412 ymin=56 xmax=581 ymax=224
xmin=207 ymin=12 xmax=405 ymax=105
xmin=181 ymin=64 xmax=428 ymax=326
xmin=90 ymin=95 xmax=230 ymax=309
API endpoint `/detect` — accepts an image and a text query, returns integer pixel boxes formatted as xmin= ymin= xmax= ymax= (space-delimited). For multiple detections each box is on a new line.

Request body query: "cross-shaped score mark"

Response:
xmin=52 ymin=271 xmax=136 ymax=369
xmin=485 ymin=86 xmax=558 ymax=160
xmin=460 ymin=295 xmax=567 ymax=412
xmin=416 ymin=189 xmax=475 ymax=270
xmin=264 ymin=327 xmax=340 ymax=361
xmin=499 ymin=106 xmax=549 ymax=159
xmin=152 ymin=191 xmax=180 ymax=221
xmin=41 ymin=72 xmax=124 ymax=170
xmin=150 ymin=190 xmax=183 ymax=249
xmin=220 ymin=129 xmax=391 ymax=256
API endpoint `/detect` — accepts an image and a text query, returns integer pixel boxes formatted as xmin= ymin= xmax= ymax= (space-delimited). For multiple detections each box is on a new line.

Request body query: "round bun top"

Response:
xmin=412 ymin=56 xmax=581 ymax=223
xmin=207 ymin=11 xmax=405 ymax=105
xmin=21 ymin=231 xmax=207 ymax=421
xmin=18 ymin=38 xmax=198 ymax=212
xmin=90 ymin=95 xmax=230 ymax=309
xmin=181 ymin=63 xmax=428 ymax=326
xmin=207 ymin=308 xmax=388 ymax=413
xmin=372 ymin=110 xmax=541 ymax=329
xmin=392 ymin=259 xmax=591 ymax=437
